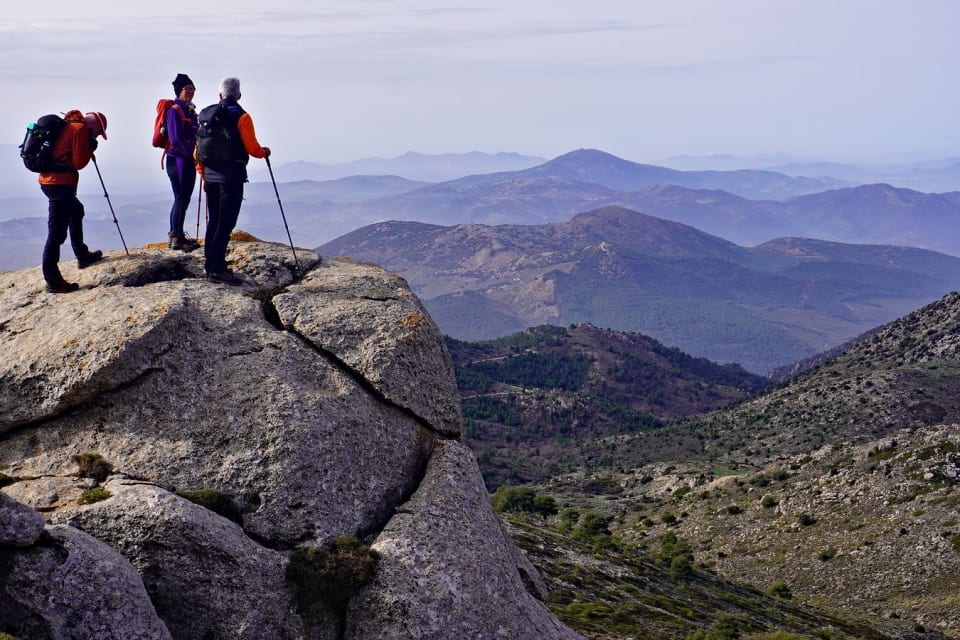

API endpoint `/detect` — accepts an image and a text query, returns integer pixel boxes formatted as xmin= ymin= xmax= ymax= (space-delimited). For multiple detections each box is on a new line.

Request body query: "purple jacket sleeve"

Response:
xmin=166 ymin=104 xmax=197 ymax=159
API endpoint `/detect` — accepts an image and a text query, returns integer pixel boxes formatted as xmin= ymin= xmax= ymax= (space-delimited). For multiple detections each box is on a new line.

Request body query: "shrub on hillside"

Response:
xmin=71 ymin=452 xmax=112 ymax=482
xmin=684 ymin=612 xmax=751 ymax=640
xmin=571 ymin=512 xmax=613 ymax=545
xmin=768 ymin=581 xmax=793 ymax=600
xmin=555 ymin=508 xmax=580 ymax=534
xmin=491 ymin=485 xmax=558 ymax=516
xmin=658 ymin=531 xmax=694 ymax=580
xmin=532 ymin=494 xmax=559 ymax=516
xmin=491 ymin=485 xmax=536 ymax=512
xmin=798 ymin=513 xmax=817 ymax=527
xmin=77 ymin=487 xmax=111 ymax=505
xmin=670 ymin=553 xmax=692 ymax=579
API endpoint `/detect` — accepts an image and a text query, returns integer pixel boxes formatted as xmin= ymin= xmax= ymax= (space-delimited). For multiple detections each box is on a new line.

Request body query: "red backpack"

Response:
xmin=152 ymin=99 xmax=185 ymax=149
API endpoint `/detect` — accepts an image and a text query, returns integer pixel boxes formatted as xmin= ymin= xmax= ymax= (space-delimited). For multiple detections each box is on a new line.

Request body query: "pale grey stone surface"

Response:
xmin=2 ymin=475 xmax=93 ymax=512
xmin=50 ymin=478 xmax=302 ymax=640
xmin=273 ymin=257 xmax=464 ymax=436
xmin=0 ymin=523 xmax=172 ymax=640
xmin=0 ymin=490 xmax=44 ymax=546
xmin=346 ymin=440 xmax=585 ymax=640
xmin=0 ymin=240 xmax=577 ymax=640
xmin=0 ymin=247 xmax=434 ymax=547
xmin=0 ymin=240 xmax=314 ymax=434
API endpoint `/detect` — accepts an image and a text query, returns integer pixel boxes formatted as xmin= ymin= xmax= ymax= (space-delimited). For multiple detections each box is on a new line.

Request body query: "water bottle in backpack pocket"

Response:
xmin=20 ymin=114 xmax=69 ymax=172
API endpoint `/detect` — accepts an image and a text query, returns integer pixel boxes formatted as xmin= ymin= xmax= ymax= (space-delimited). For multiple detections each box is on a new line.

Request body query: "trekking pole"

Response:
xmin=195 ymin=176 xmax=204 ymax=239
xmin=265 ymin=156 xmax=301 ymax=273
xmin=91 ymin=155 xmax=129 ymax=256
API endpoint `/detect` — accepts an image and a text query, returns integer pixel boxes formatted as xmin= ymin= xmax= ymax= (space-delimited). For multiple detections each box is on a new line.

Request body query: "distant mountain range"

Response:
xmin=6 ymin=148 xmax=960 ymax=267
xmin=285 ymin=149 xmax=848 ymax=243
xmin=249 ymin=151 xmax=547 ymax=183
xmin=320 ymin=205 xmax=960 ymax=374
xmin=665 ymin=151 xmax=960 ymax=192
xmin=274 ymin=149 xmax=960 ymax=251
xmin=632 ymin=182 xmax=960 ymax=254
xmin=482 ymin=148 xmax=848 ymax=198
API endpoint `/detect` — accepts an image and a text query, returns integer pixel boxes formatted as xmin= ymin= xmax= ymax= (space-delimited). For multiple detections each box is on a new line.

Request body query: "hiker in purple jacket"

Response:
xmin=165 ymin=73 xmax=200 ymax=251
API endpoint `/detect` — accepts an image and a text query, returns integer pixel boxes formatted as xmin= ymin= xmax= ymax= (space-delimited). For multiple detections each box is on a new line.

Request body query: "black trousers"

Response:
xmin=203 ymin=180 xmax=244 ymax=274
xmin=40 ymin=184 xmax=91 ymax=284
xmin=166 ymin=154 xmax=197 ymax=237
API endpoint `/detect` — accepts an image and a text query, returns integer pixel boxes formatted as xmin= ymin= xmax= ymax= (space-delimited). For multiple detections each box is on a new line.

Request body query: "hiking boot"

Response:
xmin=77 ymin=250 xmax=103 ymax=269
xmin=46 ymin=280 xmax=80 ymax=294
xmin=206 ymin=270 xmax=244 ymax=286
xmin=169 ymin=234 xmax=199 ymax=252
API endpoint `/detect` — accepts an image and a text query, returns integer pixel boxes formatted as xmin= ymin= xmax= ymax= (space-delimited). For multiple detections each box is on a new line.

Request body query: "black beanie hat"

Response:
xmin=173 ymin=73 xmax=194 ymax=95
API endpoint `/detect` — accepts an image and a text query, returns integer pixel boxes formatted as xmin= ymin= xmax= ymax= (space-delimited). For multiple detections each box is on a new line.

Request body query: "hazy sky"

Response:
xmin=3 ymin=0 xmax=958 ymax=189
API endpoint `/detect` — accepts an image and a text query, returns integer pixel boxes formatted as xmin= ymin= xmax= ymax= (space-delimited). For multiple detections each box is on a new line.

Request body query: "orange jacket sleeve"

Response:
xmin=237 ymin=113 xmax=268 ymax=159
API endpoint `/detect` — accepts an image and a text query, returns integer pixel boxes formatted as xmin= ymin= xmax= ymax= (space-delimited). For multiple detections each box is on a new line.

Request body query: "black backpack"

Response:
xmin=196 ymin=103 xmax=245 ymax=171
xmin=19 ymin=114 xmax=69 ymax=172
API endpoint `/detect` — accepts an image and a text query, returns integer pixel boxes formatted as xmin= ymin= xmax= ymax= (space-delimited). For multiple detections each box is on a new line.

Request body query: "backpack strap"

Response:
xmin=166 ymin=102 xmax=188 ymax=127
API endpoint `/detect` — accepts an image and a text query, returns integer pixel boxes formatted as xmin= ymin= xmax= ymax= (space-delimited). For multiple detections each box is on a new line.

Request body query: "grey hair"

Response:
xmin=219 ymin=77 xmax=241 ymax=100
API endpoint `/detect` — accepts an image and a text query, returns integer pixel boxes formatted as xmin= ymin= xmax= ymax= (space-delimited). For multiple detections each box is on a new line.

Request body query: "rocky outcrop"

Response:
xmin=0 ymin=491 xmax=43 ymax=546
xmin=0 ymin=236 xmax=580 ymax=639
xmin=0 ymin=516 xmax=172 ymax=640
xmin=48 ymin=478 xmax=302 ymax=640
xmin=272 ymin=258 xmax=462 ymax=436
xmin=348 ymin=440 xmax=582 ymax=639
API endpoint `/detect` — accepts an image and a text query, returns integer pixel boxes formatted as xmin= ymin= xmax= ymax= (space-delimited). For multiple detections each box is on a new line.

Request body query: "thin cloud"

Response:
xmin=0 ymin=11 xmax=689 ymax=87
xmin=1 ymin=0 xmax=956 ymax=168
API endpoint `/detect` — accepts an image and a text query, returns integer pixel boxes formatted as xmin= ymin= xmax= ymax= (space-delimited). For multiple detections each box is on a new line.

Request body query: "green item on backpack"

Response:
xmin=19 ymin=114 xmax=70 ymax=172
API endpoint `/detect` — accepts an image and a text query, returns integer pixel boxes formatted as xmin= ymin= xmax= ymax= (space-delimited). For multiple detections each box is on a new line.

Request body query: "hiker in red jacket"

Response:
xmin=38 ymin=110 xmax=107 ymax=293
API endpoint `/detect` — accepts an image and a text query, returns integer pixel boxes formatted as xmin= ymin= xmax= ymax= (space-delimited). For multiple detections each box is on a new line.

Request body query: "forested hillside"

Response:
xmin=447 ymin=323 xmax=768 ymax=487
